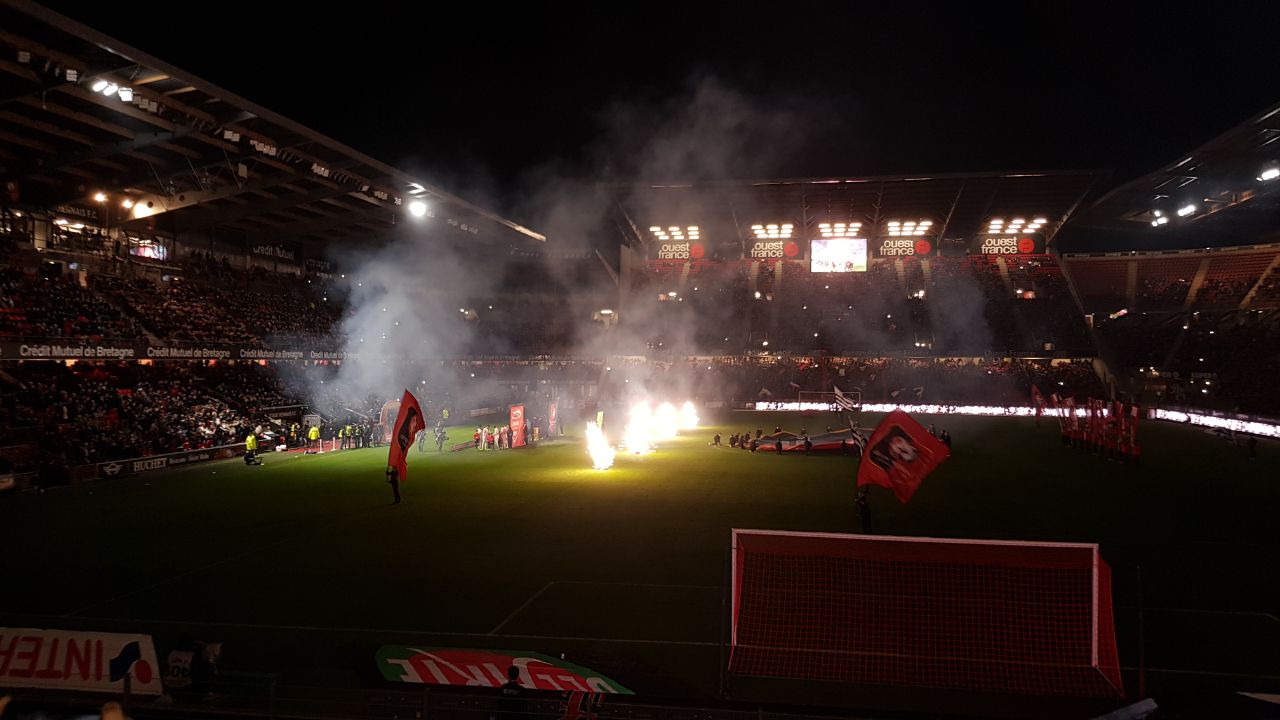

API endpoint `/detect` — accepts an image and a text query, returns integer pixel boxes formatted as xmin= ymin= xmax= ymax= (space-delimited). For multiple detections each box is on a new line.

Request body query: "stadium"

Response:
xmin=1 ymin=3 xmax=1279 ymax=720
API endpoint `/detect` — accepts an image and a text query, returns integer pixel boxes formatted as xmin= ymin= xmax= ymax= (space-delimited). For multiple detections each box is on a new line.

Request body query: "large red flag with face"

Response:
xmin=856 ymin=409 xmax=951 ymax=504
xmin=387 ymin=389 xmax=426 ymax=482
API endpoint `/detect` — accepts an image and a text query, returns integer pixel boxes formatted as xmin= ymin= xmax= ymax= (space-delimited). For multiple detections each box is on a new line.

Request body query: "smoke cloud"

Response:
xmin=300 ymin=75 xmax=1018 ymax=417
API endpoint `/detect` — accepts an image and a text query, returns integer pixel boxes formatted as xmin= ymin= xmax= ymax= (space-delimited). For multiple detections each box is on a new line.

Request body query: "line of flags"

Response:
xmin=1044 ymin=390 xmax=1142 ymax=460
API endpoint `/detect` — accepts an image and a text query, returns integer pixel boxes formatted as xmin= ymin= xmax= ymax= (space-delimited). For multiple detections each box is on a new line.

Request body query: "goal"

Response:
xmin=727 ymin=530 xmax=1123 ymax=697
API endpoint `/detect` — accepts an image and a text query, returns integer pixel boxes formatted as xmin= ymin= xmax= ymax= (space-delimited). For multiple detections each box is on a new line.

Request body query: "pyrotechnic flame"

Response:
xmin=654 ymin=402 xmax=679 ymax=441
xmin=623 ymin=401 xmax=653 ymax=454
xmin=585 ymin=421 xmax=615 ymax=470
xmin=680 ymin=401 xmax=699 ymax=430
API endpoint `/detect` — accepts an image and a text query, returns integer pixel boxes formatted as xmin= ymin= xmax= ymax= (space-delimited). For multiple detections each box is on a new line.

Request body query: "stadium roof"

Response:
xmin=0 ymin=0 xmax=544 ymax=244
xmin=610 ymin=169 xmax=1106 ymax=253
xmin=1065 ymin=100 xmax=1280 ymax=246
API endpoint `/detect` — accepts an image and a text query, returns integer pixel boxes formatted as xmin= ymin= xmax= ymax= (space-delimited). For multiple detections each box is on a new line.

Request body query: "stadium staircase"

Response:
xmin=1240 ymin=254 xmax=1280 ymax=309
xmin=1157 ymin=325 xmax=1188 ymax=374
xmin=1181 ymin=259 xmax=1212 ymax=310
xmin=893 ymin=259 xmax=908 ymax=292
xmin=104 ymin=292 xmax=163 ymax=345
xmin=1058 ymin=255 xmax=1124 ymax=397
xmin=994 ymin=257 xmax=1015 ymax=293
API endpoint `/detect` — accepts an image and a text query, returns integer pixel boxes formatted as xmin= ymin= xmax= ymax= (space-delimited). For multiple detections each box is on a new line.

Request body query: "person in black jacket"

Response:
xmin=497 ymin=665 xmax=528 ymax=720
xmin=386 ymin=466 xmax=401 ymax=505
xmin=854 ymin=488 xmax=872 ymax=534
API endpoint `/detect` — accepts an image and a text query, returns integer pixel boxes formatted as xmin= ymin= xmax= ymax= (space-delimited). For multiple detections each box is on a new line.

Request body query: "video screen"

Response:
xmin=810 ymin=238 xmax=867 ymax=273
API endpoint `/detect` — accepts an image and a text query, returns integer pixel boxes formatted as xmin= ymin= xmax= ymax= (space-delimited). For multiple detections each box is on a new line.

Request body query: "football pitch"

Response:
xmin=2 ymin=411 xmax=1278 ymax=713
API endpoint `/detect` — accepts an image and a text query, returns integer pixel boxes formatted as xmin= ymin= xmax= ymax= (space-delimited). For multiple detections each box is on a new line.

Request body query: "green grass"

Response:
xmin=1 ymin=412 xmax=1278 ymax=709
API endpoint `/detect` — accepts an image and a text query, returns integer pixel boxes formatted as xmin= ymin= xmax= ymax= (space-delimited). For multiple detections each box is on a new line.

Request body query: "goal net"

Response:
xmin=727 ymin=530 xmax=1123 ymax=697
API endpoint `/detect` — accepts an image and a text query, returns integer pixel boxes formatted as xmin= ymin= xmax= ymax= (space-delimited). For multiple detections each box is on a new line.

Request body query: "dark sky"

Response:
xmin=48 ymin=1 xmax=1280 ymax=215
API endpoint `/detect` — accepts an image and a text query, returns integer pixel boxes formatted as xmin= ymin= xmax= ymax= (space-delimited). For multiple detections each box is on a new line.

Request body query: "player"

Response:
xmin=385 ymin=466 xmax=401 ymax=505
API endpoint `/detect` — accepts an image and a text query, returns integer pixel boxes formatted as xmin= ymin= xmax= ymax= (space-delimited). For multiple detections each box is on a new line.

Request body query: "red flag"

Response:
xmin=510 ymin=404 xmax=527 ymax=447
xmin=548 ymin=402 xmax=559 ymax=436
xmin=387 ymin=389 xmax=426 ymax=482
xmin=856 ymin=409 xmax=951 ymax=504
xmin=1031 ymin=385 xmax=1046 ymax=408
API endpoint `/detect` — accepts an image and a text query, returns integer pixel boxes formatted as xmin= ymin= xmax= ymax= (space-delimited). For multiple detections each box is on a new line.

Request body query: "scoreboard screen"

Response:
xmin=810 ymin=238 xmax=867 ymax=273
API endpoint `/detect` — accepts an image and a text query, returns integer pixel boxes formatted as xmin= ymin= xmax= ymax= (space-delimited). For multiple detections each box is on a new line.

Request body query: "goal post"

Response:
xmin=728 ymin=529 xmax=1123 ymax=697
xmin=798 ymin=390 xmax=858 ymax=404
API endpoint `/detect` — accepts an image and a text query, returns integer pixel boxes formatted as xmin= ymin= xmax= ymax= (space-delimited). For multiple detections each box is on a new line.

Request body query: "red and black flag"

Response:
xmin=856 ymin=409 xmax=951 ymax=504
xmin=1129 ymin=402 xmax=1140 ymax=444
xmin=387 ymin=389 xmax=426 ymax=481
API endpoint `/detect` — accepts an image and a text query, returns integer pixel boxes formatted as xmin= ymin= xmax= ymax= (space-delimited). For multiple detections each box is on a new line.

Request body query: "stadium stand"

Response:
xmin=0 ymin=265 xmax=139 ymax=340
xmin=1194 ymin=250 xmax=1277 ymax=308
xmin=1062 ymin=258 xmax=1129 ymax=312
xmin=1 ymin=362 xmax=247 ymax=466
xmin=1065 ymin=244 xmax=1280 ymax=414
xmin=601 ymin=356 xmax=1104 ymax=407
xmin=93 ymin=274 xmax=343 ymax=345
xmin=1134 ymin=255 xmax=1199 ymax=309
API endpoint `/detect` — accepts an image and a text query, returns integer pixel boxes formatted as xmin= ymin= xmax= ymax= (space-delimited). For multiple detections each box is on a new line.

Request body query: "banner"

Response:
xmin=0 ymin=627 xmax=163 ymax=695
xmin=145 ymin=345 xmax=234 ymax=360
xmin=0 ymin=341 xmax=139 ymax=360
xmin=261 ymin=405 xmax=305 ymax=425
xmin=747 ymin=239 xmax=801 ymax=260
xmin=969 ymin=233 xmax=1045 ymax=255
xmin=548 ymin=402 xmax=559 ymax=436
xmin=856 ymin=409 xmax=951 ymax=503
xmin=872 ymin=236 xmax=934 ymax=258
xmin=651 ymin=241 xmax=705 ymax=261
xmin=97 ymin=444 xmax=241 ymax=480
xmin=0 ymin=341 xmax=367 ymax=362
xmin=510 ymin=404 xmax=527 ymax=448
xmin=387 ymin=390 xmax=425 ymax=481
xmin=251 ymin=243 xmax=296 ymax=261
xmin=375 ymin=646 xmax=633 ymax=694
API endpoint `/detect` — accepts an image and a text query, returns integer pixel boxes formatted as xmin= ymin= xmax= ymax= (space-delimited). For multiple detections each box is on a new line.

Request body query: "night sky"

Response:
xmin=49 ymin=2 xmax=1280 ymax=216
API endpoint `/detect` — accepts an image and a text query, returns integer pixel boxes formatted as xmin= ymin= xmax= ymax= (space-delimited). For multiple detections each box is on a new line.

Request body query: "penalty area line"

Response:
xmin=487 ymin=581 xmax=719 ymax=635
xmin=73 ymin=615 xmax=718 ymax=647
xmin=488 ymin=582 xmax=554 ymax=635
xmin=554 ymin=581 xmax=718 ymax=591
